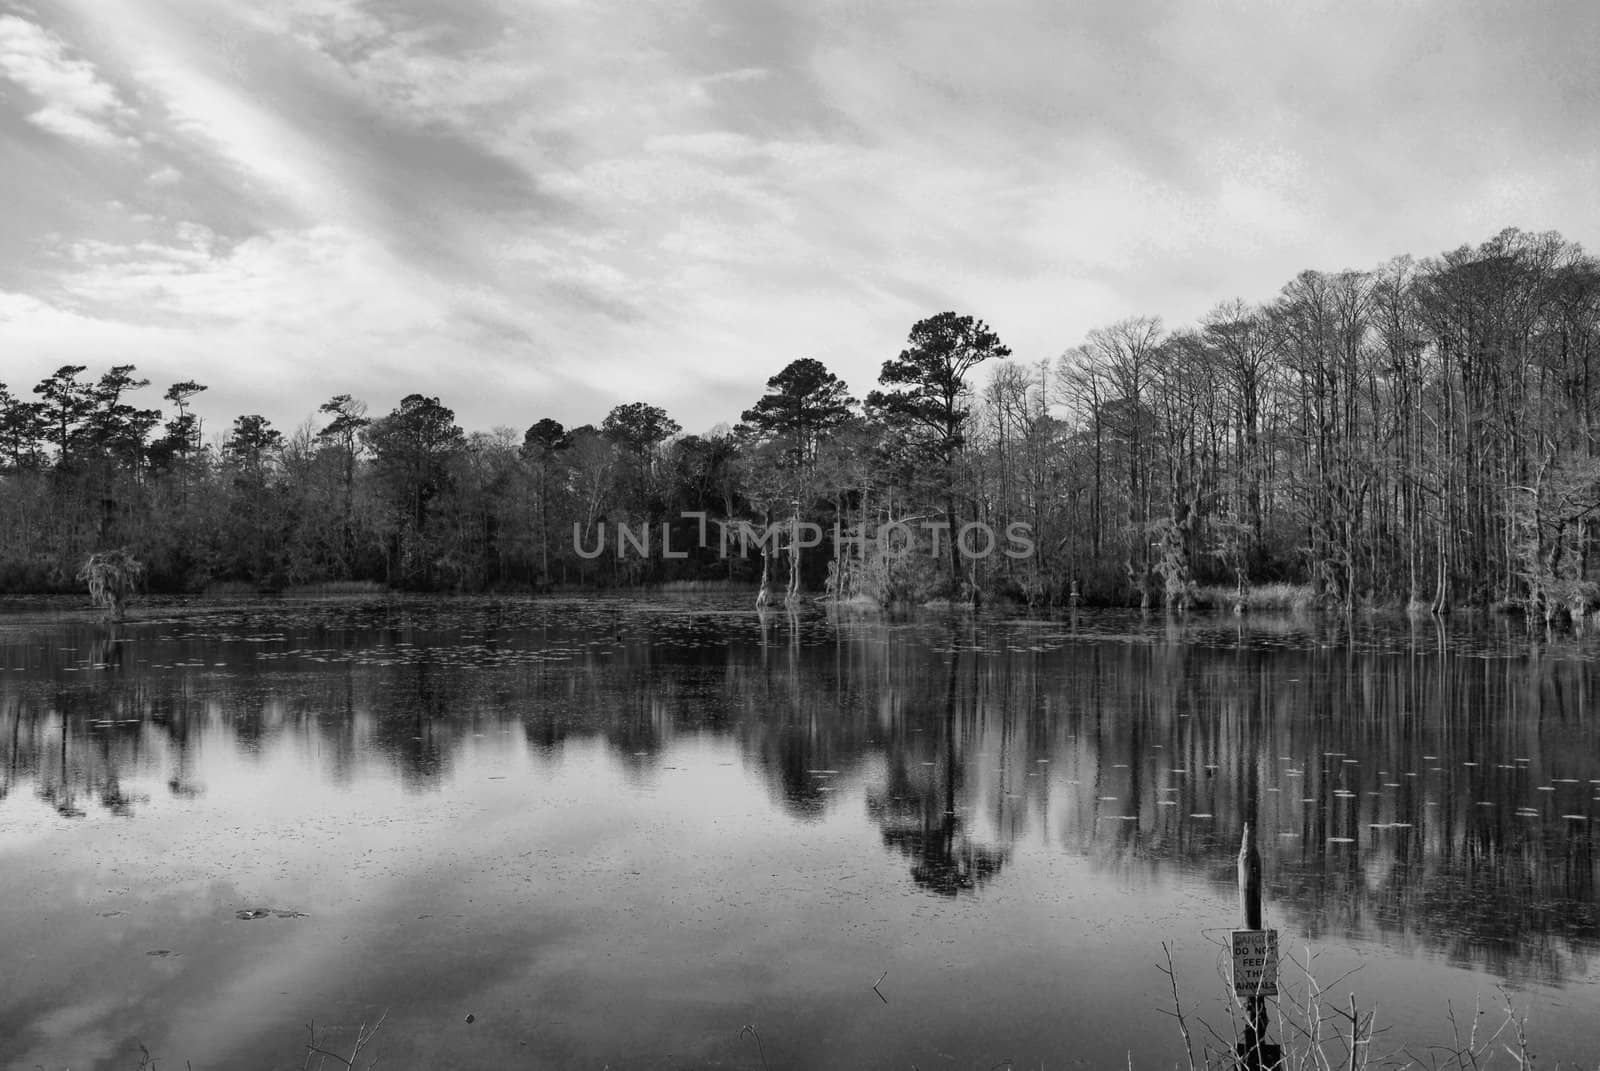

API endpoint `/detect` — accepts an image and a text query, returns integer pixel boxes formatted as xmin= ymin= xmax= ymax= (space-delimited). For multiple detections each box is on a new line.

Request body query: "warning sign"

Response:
xmin=1231 ymin=929 xmax=1279 ymax=997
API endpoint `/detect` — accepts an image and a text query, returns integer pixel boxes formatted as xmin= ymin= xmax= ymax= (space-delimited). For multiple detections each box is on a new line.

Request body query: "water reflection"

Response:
xmin=866 ymin=649 xmax=1010 ymax=895
xmin=1 ymin=600 xmax=1597 ymax=993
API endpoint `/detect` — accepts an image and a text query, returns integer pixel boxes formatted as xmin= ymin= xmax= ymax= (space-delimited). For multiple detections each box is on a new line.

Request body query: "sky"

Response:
xmin=2 ymin=0 xmax=1598 ymax=443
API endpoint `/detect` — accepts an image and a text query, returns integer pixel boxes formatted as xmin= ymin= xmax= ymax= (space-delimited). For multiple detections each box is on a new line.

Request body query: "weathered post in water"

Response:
xmin=1233 ymin=822 xmax=1280 ymax=1069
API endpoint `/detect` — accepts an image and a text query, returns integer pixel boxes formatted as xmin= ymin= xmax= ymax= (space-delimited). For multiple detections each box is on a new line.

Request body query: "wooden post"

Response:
xmin=1236 ymin=822 xmax=1280 ymax=1070
xmin=1239 ymin=821 xmax=1262 ymax=929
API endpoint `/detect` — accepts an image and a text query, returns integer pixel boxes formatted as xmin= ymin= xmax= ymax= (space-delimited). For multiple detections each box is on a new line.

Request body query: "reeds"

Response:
xmin=655 ymin=579 xmax=757 ymax=593
xmin=1196 ymin=583 xmax=1321 ymax=613
xmin=1158 ymin=941 xmax=1573 ymax=1070
xmin=301 ymin=1010 xmax=387 ymax=1070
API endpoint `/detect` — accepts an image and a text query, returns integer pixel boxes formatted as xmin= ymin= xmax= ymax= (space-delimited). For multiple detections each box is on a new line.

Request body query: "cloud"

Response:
xmin=130 ymin=56 xmax=341 ymax=222
xmin=4 ymin=0 xmax=1599 ymax=441
xmin=0 ymin=13 xmax=134 ymax=147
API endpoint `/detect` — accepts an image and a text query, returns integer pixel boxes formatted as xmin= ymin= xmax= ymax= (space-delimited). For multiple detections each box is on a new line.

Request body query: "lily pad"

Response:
xmin=235 ymin=907 xmax=308 ymax=920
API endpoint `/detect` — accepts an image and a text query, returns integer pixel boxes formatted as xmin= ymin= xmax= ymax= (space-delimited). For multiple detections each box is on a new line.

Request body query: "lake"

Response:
xmin=1 ymin=597 xmax=1597 ymax=1069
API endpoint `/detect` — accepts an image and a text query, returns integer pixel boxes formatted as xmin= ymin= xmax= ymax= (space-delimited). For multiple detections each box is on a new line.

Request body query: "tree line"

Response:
xmin=2 ymin=227 xmax=1597 ymax=612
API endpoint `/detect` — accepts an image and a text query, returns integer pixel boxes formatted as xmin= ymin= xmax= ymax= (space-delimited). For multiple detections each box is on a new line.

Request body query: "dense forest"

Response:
xmin=3 ymin=227 xmax=1599 ymax=613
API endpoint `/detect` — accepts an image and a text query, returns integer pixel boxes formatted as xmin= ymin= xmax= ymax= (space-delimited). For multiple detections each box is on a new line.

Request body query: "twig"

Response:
xmin=740 ymin=1023 xmax=770 ymax=1071
xmin=1156 ymin=942 xmax=1197 ymax=1071
xmin=304 ymin=1021 xmax=328 ymax=1071
xmin=303 ymin=1009 xmax=388 ymax=1070
xmin=1348 ymin=993 xmax=1361 ymax=1071
xmin=874 ymin=970 xmax=889 ymax=1004
xmin=1497 ymin=986 xmax=1533 ymax=1070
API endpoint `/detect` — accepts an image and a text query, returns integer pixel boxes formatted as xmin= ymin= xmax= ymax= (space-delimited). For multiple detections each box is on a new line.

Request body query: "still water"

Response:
xmin=1 ymin=597 xmax=1597 ymax=1069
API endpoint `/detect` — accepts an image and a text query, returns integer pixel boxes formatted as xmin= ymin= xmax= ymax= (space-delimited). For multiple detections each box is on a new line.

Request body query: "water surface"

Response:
xmin=2 ymin=598 xmax=1597 ymax=1068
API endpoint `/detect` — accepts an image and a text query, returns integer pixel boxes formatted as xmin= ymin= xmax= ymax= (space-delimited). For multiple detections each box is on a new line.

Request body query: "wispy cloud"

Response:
xmin=0 ymin=13 xmax=134 ymax=148
xmin=3 ymin=0 xmax=1598 ymax=439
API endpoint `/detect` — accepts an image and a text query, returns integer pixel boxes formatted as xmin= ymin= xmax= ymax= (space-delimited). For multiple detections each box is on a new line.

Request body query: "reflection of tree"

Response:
xmin=95 ymin=772 xmax=141 ymax=816
xmin=370 ymin=659 xmax=449 ymax=788
xmin=85 ymin=624 xmax=127 ymax=670
xmin=866 ymin=644 xmax=1009 ymax=896
xmin=870 ymin=771 xmax=1008 ymax=896
xmin=717 ymin=611 xmax=868 ymax=820
xmin=3 ymin=603 xmax=1600 ymax=985
xmin=735 ymin=676 xmax=848 ymax=820
xmin=0 ymin=693 xmax=23 ymax=804
xmin=36 ymin=708 xmax=86 ymax=818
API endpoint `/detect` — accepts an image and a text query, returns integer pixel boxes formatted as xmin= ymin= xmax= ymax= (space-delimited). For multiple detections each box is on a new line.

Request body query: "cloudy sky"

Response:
xmin=2 ymin=0 xmax=1597 ymax=441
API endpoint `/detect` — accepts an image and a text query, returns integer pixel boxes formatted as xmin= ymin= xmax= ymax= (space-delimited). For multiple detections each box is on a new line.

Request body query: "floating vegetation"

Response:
xmin=235 ymin=908 xmax=308 ymax=921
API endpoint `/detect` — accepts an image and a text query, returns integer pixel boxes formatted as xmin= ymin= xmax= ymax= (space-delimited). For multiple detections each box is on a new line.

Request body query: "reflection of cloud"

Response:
xmin=14 ymin=994 xmax=130 ymax=1070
